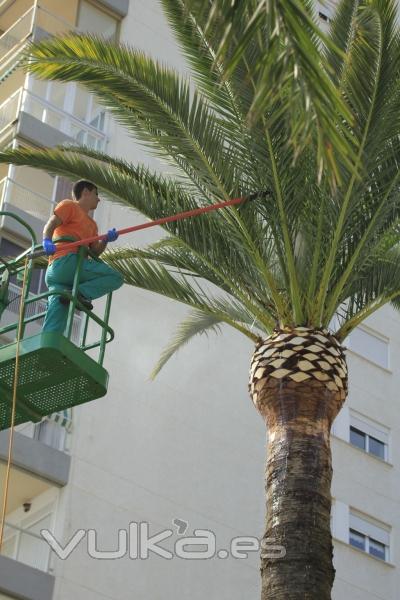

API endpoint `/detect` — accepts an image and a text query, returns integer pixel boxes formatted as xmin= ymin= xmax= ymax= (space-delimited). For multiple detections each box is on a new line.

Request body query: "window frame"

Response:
xmin=349 ymin=412 xmax=389 ymax=462
xmin=349 ymin=511 xmax=390 ymax=563
xmin=318 ymin=11 xmax=330 ymax=22
xmin=349 ymin=527 xmax=388 ymax=561
xmin=349 ymin=528 xmax=366 ymax=552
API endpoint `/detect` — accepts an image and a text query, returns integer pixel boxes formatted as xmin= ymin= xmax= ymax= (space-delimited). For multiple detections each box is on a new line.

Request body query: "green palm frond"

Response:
xmin=324 ymin=169 xmax=400 ymax=324
xmin=336 ymin=246 xmax=400 ymax=339
xmin=325 ymin=0 xmax=361 ymax=85
xmin=150 ymin=310 xmax=223 ymax=379
xmin=0 ymin=145 xmax=289 ymax=320
xmin=0 ymin=145 xmax=196 ymax=216
xmin=315 ymin=0 xmax=400 ymax=323
xmin=103 ymin=247 xmax=265 ymax=337
xmin=198 ymin=0 xmax=357 ymax=186
xmin=159 ymin=0 xmax=271 ymax=191
xmin=26 ymin=35 xmax=258 ymax=195
xmin=104 ymin=245 xmax=276 ymax=332
xmin=160 ymin=0 xmax=249 ymax=118
xmin=1 ymin=1 xmax=400 ymax=373
xmin=128 ymin=239 xmax=281 ymax=323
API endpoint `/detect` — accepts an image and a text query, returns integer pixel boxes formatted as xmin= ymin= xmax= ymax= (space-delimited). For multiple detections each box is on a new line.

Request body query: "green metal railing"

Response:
xmin=0 ymin=211 xmax=114 ymax=366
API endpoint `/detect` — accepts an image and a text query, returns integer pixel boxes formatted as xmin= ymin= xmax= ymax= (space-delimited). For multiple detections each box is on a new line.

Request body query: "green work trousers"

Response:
xmin=43 ymin=253 xmax=123 ymax=333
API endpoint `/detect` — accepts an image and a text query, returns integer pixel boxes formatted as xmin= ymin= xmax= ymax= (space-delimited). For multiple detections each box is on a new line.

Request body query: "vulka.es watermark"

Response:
xmin=41 ymin=519 xmax=286 ymax=561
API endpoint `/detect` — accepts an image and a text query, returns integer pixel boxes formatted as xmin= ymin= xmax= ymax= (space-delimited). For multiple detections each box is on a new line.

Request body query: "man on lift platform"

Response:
xmin=42 ymin=179 xmax=123 ymax=333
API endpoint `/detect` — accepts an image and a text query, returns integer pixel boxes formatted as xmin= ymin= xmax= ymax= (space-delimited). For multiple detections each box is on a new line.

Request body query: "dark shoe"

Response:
xmin=59 ymin=294 xmax=70 ymax=307
xmin=77 ymin=294 xmax=93 ymax=311
xmin=59 ymin=293 xmax=93 ymax=311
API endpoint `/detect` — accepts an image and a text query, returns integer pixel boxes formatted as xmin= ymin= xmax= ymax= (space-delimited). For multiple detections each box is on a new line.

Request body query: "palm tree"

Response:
xmin=1 ymin=1 xmax=400 ymax=597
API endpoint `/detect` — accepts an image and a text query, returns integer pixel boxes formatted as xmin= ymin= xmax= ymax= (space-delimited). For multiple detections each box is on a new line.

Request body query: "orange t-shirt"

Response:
xmin=49 ymin=199 xmax=98 ymax=264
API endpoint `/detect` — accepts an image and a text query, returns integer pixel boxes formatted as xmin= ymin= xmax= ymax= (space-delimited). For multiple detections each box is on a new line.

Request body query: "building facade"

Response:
xmin=0 ymin=1 xmax=398 ymax=599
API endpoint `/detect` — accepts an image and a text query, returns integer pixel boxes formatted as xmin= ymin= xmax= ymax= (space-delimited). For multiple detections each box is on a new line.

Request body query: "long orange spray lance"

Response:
xmin=30 ymin=192 xmax=265 ymax=258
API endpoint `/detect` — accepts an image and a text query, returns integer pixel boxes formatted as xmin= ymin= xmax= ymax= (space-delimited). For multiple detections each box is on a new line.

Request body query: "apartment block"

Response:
xmin=0 ymin=1 xmax=399 ymax=599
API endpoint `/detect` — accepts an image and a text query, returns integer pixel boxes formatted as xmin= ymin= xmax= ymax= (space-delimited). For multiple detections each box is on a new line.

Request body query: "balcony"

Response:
xmin=0 ymin=173 xmax=57 ymax=251
xmin=0 ymin=86 xmax=108 ymax=150
xmin=0 ymin=175 xmax=56 ymax=227
xmin=22 ymin=88 xmax=108 ymax=150
xmin=0 ymin=5 xmax=75 ymax=82
xmin=0 ymin=485 xmax=57 ymax=600
xmin=0 ymin=87 xmax=20 ymax=144
xmin=2 ymin=521 xmax=51 ymax=572
xmin=0 ymin=554 xmax=54 ymax=600
xmin=15 ymin=412 xmax=72 ymax=453
xmin=0 ymin=428 xmax=71 ymax=486
xmin=0 ymin=0 xmax=130 ymax=82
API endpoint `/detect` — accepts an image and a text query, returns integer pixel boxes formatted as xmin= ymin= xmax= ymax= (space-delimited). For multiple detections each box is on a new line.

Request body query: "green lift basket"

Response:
xmin=0 ymin=211 xmax=115 ymax=431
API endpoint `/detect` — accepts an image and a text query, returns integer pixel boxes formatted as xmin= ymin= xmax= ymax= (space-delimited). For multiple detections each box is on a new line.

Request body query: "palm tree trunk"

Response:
xmin=249 ymin=328 xmax=347 ymax=600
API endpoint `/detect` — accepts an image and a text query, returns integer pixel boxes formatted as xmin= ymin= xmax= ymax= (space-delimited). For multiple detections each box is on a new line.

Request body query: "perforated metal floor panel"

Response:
xmin=0 ymin=333 xmax=108 ymax=431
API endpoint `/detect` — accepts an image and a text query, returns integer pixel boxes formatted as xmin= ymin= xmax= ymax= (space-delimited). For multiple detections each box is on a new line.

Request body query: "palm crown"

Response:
xmin=1 ymin=0 xmax=400 ymax=375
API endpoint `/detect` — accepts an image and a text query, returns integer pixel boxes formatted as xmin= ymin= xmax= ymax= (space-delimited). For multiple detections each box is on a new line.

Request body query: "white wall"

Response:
xmin=331 ymin=305 xmax=400 ymax=599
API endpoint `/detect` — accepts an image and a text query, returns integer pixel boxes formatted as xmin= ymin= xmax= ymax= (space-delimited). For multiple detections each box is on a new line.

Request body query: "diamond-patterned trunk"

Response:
xmin=249 ymin=327 xmax=347 ymax=600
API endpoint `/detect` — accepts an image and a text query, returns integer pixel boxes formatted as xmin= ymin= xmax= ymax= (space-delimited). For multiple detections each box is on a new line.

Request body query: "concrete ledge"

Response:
xmin=16 ymin=112 xmax=74 ymax=149
xmin=1 ymin=201 xmax=47 ymax=241
xmin=0 ymin=555 xmax=54 ymax=600
xmin=0 ymin=431 xmax=70 ymax=486
xmin=32 ymin=26 xmax=54 ymax=44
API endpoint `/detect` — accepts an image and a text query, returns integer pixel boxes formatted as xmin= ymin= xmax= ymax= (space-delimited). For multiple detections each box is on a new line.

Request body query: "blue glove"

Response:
xmin=106 ymin=228 xmax=119 ymax=242
xmin=42 ymin=238 xmax=57 ymax=255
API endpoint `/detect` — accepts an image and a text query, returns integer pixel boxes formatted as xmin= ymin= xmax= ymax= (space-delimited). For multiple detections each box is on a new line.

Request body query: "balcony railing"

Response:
xmin=0 ymin=6 xmax=34 ymax=64
xmin=1 ymin=521 xmax=51 ymax=572
xmin=21 ymin=89 xmax=107 ymax=150
xmin=0 ymin=87 xmax=107 ymax=150
xmin=15 ymin=418 xmax=69 ymax=452
xmin=0 ymin=88 xmax=21 ymax=136
xmin=0 ymin=176 xmax=56 ymax=222
xmin=0 ymin=5 xmax=75 ymax=74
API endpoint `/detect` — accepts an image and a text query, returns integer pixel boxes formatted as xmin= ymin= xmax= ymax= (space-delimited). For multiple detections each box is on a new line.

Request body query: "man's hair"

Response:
xmin=72 ymin=180 xmax=97 ymax=200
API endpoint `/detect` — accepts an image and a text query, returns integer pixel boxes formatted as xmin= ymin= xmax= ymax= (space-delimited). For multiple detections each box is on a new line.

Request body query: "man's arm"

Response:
xmin=89 ymin=239 xmax=108 ymax=257
xmin=89 ymin=228 xmax=119 ymax=256
xmin=43 ymin=214 xmax=62 ymax=240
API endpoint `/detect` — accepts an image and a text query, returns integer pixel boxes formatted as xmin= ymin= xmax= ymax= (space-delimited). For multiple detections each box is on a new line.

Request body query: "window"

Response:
xmin=54 ymin=176 xmax=73 ymax=204
xmin=369 ymin=435 xmax=386 ymax=460
xmin=369 ymin=538 xmax=386 ymax=561
xmin=316 ymin=0 xmax=334 ymax=28
xmin=34 ymin=418 xmax=67 ymax=451
xmin=350 ymin=426 xmax=386 ymax=459
xmin=350 ymin=412 xmax=389 ymax=461
xmin=72 ymin=85 xmax=106 ymax=132
xmin=77 ymin=0 xmax=119 ymax=40
xmin=347 ymin=326 xmax=389 ymax=369
xmin=28 ymin=76 xmax=106 ymax=136
xmin=349 ymin=512 xmax=390 ymax=562
xmin=349 ymin=528 xmax=365 ymax=551
xmin=349 ymin=426 xmax=365 ymax=451
xmin=30 ymin=79 xmax=67 ymax=112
